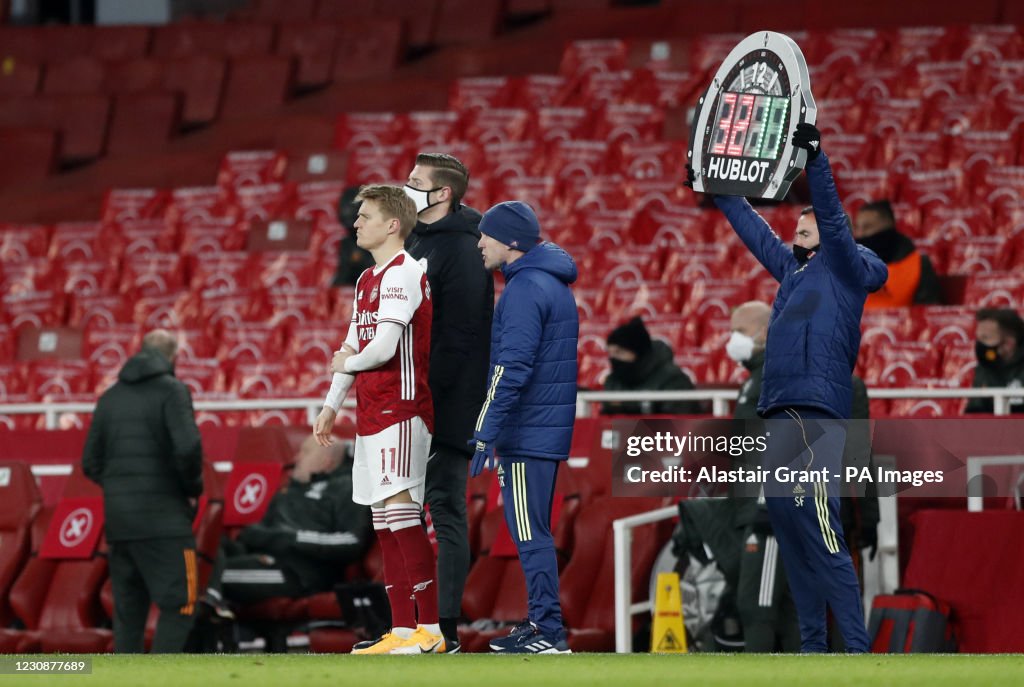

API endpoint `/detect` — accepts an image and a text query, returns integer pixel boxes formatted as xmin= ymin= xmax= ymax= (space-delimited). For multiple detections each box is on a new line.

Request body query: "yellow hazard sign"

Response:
xmin=650 ymin=571 xmax=687 ymax=653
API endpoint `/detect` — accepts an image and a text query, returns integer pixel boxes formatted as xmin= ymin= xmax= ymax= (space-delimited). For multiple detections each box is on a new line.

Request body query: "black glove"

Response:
xmin=684 ymin=163 xmax=696 ymax=188
xmin=861 ymin=525 xmax=878 ymax=561
xmin=791 ymin=122 xmax=822 ymax=161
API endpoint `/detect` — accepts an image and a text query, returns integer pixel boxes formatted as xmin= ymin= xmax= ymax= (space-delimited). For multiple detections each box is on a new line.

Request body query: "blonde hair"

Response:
xmin=357 ymin=184 xmax=418 ymax=239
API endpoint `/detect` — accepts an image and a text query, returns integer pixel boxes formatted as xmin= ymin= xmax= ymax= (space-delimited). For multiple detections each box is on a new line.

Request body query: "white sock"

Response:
xmin=420 ymin=623 xmax=442 ymax=636
xmin=393 ymin=627 xmax=415 ymax=639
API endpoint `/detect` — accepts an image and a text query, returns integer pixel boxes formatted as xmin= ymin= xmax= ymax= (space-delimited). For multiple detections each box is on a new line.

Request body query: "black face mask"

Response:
xmin=976 ymin=341 xmax=1002 ymax=367
xmin=610 ymin=358 xmax=643 ymax=386
xmin=793 ymin=243 xmax=820 ymax=265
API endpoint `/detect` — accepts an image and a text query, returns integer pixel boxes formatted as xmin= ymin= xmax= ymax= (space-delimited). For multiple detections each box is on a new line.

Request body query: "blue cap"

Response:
xmin=479 ymin=201 xmax=541 ymax=252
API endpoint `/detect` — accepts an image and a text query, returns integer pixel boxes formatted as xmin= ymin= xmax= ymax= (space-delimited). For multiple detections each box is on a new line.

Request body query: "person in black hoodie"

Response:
xmin=331 ymin=186 xmax=375 ymax=287
xmin=601 ymin=316 xmax=698 ymax=415
xmin=402 ymin=152 xmax=494 ymax=650
xmin=854 ymin=199 xmax=942 ymax=308
xmin=82 ymin=329 xmax=204 ymax=653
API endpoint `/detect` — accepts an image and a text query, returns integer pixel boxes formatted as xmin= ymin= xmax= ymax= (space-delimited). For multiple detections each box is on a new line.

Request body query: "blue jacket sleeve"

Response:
xmin=713 ymin=195 xmax=797 ymax=283
xmin=474 ymin=279 xmax=544 ymax=445
xmin=808 ymin=153 xmax=888 ymax=291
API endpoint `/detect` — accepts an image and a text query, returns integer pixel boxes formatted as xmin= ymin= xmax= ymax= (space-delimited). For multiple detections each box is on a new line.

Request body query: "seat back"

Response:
xmin=0 ymin=461 xmax=42 ymax=625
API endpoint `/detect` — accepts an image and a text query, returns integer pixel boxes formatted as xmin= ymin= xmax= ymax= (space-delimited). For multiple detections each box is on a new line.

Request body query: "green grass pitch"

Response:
xmin=5 ymin=654 xmax=1023 ymax=687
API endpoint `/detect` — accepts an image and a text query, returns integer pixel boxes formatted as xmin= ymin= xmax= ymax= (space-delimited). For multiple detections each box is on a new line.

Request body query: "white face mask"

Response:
xmin=725 ymin=331 xmax=756 ymax=363
xmin=403 ymin=184 xmax=444 ymax=214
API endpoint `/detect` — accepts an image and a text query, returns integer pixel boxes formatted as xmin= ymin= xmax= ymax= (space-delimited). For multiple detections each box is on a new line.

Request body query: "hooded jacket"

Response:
xmin=82 ymin=347 xmax=203 ymax=542
xmin=601 ymin=340 xmax=698 ymax=415
xmin=406 ymin=205 xmax=494 ymax=455
xmin=474 ymin=243 xmax=579 ymax=460
xmin=714 ymin=153 xmax=888 ymax=419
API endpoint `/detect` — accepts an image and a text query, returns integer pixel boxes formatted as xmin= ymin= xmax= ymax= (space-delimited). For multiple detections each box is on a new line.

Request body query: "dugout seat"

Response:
xmin=0 ymin=462 xmax=43 ymax=628
xmin=558 ymin=496 xmax=670 ymax=652
xmin=1 ymin=467 xmax=111 ymax=653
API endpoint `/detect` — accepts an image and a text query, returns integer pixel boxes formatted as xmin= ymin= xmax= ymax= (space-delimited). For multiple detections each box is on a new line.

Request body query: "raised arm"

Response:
xmin=713 ymin=195 xmax=798 ymax=283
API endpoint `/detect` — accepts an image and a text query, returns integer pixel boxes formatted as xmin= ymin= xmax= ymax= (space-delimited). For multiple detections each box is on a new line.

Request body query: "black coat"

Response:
xmin=236 ymin=467 xmax=371 ymax=592
xmin=82 ymin=348 xmax=203 ymax=542
xmin=601 ymin=340 xmax=699 ymax=415
xmin=405 ymin=205 xmax=494 ymax=455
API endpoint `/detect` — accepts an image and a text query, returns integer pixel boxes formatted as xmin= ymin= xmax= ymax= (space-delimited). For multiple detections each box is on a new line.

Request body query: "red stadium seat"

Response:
xmin=0 ymin=59 xmax=42 ymax=97
xmin=81 ymin=324 xmax=141 ymax=369
xmin=534 ymin=108 xmax=594 ymax=145
xmin=132 ymin=292 xmax=188 ymax=330
xmin=434 ymin=0 xmax=503 ymax=45
xmin=228 ymin=361 xmax=294 ymax=398
xmin=2 ymin=291 xmax=66 ymax=333
xmin=174 ymin=328 xmax=218 ymax=362
xmin=835 ymin=169 xmax=892 ymax=209
xmin=945 ymin=131 xmax=1016 ymax=186
xmin=332 ymin=19 xmax=404 ymax=81
xmin=252 ymin=253 xmax=320 ymax=291
xmin=189 ymin=252 xmax=252 ymax=294
xmin=61 ymin=260 xmax=120 ymax=296
xmin=592 ymin=103 xmax=664 ymax=146
xmin=560 ymin=39 xmax=627 ymax=79
xmin=90 ymin=25 xmax=151 ymax=61
xmin=178 ymin=219 xmax=248 ymax=255
xmin=344 ymin=146 xmax=409 ymax=186
xmin=403 ymin=110 xmax=460 ymax=148
xmin=963 ymin=272 xmax=1024 ymax=308
xmin=162 ymin=56 xmax=228 ymax=125
xmin=862 ymin=342 xmax=941 ymax=387
xmin=0 ymin=224 xmax=51 ymax=261
xmin=877 ymin=132 xmax=946 ymax=174
xmin=572 ymin=69 xmax=635 ymax=107
xmin=221 ymin=56 xmax=295 ymax=118
xmin=67 ymin=293 xmax=134 ymax=329
xmin=152 ymin=23 xmax=274 ymax=60
xmin=174 ymin=358 xmax=227 ymax=394
xmin=24 ymin=360 xmax=92 ymax=401
xmin=558 ymin=497 xmax=668 ymax=652
xmin=165 ymin=186 xmax=236 ymax=226
xmin=0 ymin=461 xmax=43 ymax=628
xmin=41 ymin=56 xmax=104 ymax=95
xmin=234 ymin=183 xmax=296 ymax=222
xmin=178 ymin=288 xmax=272 ymax=329
xmin=100 ymin=189 xmax=169 ymax=224
xmin=275 ymin=23 xmax=337 ymax=90
xmin=120 ymin=253 xmax=186 ymax=297
xmin=943 ymin=237 xmax=1009 ymax=274
xmin=0 ymin=126 xmax=57 ymax=186
xmin=249 ymin=0 xmax=317 ymax=22
xmin=334 ymin=112 xmax=405 ymax=150
xmin=938 ymin=343 xmax=977 ymax=386
xmin=449 ymin=76 xmax=512 ymax=112
xmin=106 ymin=92 xmax=182 ymax=156
xmin=216 ymin=322 xmax=287 ymax=363
xmin=217 ymin=150 xmax=288 ymax=190
xmin=508 ymin=74 xmax=568 ymax=109
xmin=886 ymin=26 xmax=962 ymax=66
xmin=102 ymin=58 xmax=163 ymax=95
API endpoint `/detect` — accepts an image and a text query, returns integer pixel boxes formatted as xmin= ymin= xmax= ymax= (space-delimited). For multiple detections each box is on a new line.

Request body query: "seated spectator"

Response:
xmin=332 ymin=186 xmax=375 ymax=286
xmin=854 ymin=200 xmax=941 ymax=307
xmin=205 ymin=437 xmax=372 ymax=608
xmin=966 ymin=308 xmax=1024 ymax=414
xmin=602 ymin=316 xmax=699 ymax=415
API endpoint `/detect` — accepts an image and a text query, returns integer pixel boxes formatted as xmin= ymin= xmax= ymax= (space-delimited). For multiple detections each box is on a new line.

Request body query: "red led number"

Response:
xmin=726 ymin=94 xmax=756 ymax=156
xmin=712 ymin=92 xmax=737 ymax=155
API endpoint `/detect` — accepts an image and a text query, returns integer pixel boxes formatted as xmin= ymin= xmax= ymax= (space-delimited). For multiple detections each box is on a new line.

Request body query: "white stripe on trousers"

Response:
xmin=758 ymin=535 xmax=778 ymax=607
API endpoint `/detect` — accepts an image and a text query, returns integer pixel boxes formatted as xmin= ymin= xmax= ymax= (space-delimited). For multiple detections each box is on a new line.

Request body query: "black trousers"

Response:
xmin=109 ymin=536 xmax=198 ymax=653
xmin=424 ymin=442 xmax=469 ymax=628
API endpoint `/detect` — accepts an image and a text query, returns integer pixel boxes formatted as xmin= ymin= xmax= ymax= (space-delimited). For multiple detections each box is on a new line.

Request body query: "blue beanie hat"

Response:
xmin=479 ymin=201 xmax=541 ymax=252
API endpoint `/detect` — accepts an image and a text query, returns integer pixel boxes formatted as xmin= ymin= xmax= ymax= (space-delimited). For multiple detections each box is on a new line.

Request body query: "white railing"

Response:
xmin=965 ymin=455 xmax=1024 ymax=512
xmin=1 ymin=386 xmax=1020 ymax=429
xmin=612 ymin=505 xmax=678 ymax=654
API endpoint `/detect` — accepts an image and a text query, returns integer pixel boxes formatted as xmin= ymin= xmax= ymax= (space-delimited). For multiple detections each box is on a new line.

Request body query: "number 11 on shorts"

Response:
xmin=381 ymin=448 xmax=396 ymax=473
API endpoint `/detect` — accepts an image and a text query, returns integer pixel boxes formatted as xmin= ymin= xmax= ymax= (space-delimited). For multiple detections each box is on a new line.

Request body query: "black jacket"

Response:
xmin=966 ymin=348 xmax=1024 ymax=414
xmin=601 ymin=340 xmax=699 ymax=415
xmin=405 ymin=205 xmax=494 ymax=455
xmin=857 ymin=228 xmax=942 ymax=305
xmin=82 ymin=348 xmax=203 ymax=542
xmin=237 ymin=467 xmax=371 ymax=593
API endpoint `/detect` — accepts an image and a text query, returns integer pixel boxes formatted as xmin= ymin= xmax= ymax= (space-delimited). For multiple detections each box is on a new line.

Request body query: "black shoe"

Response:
xmin=488 ymin=621 xmax=536 ymax=651
xmin=439 ymin=638 xmax=461 ymax=654
xmin=199 ymin=593 xmax=235 ymax=622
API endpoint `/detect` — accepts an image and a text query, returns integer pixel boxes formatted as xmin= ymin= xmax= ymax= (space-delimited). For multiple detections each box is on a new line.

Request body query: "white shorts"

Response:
xmin=352 ymin=416 xmax=432 ymax=506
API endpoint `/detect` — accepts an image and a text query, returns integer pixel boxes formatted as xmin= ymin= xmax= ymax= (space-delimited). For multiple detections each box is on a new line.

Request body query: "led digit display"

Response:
xmin=688 ymin=31 xmax=816 ymax=200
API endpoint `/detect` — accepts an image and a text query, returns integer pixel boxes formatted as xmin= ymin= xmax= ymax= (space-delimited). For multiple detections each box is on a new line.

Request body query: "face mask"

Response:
xmin=725 ymin=331 xmax=756 ymax=363
xmin=403 ymin=184 xmax=445 ymax=214
xmin=976 ymin=340 xmax=1002 ymax=367
xmin=610 ymin=358 xmax=642 ymax=385
xmin=793 ymin=243 xmax=820 ymax=265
